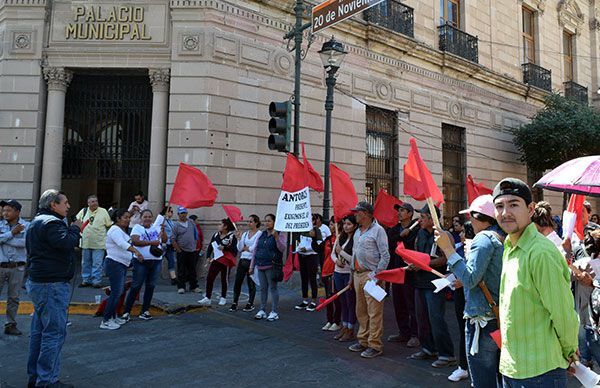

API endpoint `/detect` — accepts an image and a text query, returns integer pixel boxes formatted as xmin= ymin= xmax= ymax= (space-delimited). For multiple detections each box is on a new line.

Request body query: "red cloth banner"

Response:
xmin=330 ymin=163 xmax=358 ymax=222
xmin=395 ymin=242 xmax=432 ymax=272
xmin=403 ymin=138 xmax=444 ymax=205
xmin=466 ymin=175 xmax=493 ymax=205
xmin=221 ymin=205 xmax=243 ymax=223
xmin=281 ymin=153 xmax=307 ymax=193
xmin=375 ymin=267 xmax=406 ymax=284
xmin=169 ymin=163 xmax=218 ymax=208
xmin=302 ymin=143 xmax=324 ymax=192
xmin=373 ymin=189 xmax=403 ymax=228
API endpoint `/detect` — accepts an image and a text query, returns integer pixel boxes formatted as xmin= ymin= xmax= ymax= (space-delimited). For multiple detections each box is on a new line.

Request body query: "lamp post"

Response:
xmin=318 ymin=37 xmax=347 ymax=221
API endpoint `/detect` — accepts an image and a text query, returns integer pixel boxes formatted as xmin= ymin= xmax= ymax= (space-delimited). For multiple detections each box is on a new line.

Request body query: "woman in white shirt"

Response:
xmin=101 ymin=209 xmax=143 ymax=330
xmin=332 ymin=215 xmax=358 ymax=342
xmin=121 ymin=209 xmax=167 ymax=322
xmin=231 ymin=215 xmax=262 ymax=312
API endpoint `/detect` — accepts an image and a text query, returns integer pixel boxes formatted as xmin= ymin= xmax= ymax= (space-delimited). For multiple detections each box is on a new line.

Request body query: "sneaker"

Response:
xmin=100 ymin=320 xmax=120 ymax=330
xmin=113 ymin=317 xmax=127 ymax=325
xmin=198 ymin=297 xmax=212 ymax=306
xmin=406 ymin=336 xmax=420 ymax=348
xmin=218 ymin=297 xmax=227 ymax=306
xmin=192 ymin=287 xmax=202 ymax=293
xmin=138 ymin=311 xmax=153 ymax=321
xmin=387 ymin=333 xmax=409 ymax=343
xmin=348 ymin=342 xmax=368 ymax=352
xmin=267 ymin=311 xmax=279 ymax=321
xmin=361 ymin=347 xmax=383 ymax=358
xmin=306 ymin=302 xmax=317 ymax=312
xmin=243 ymin=303 xmax=255 ymax=312
xmin=409 ymin=350 xmax=438 ymax=360
xmin=254 ymin=310 xmax=267 ymax=319
xmin=432 ymin=357 xmax=457 ymax=368
xmin=322 ymin=322 xmax=332 ymax=331
xmin=448 ymin=367 xmax=469 ymax=382
xmin=120 ymin=312 xmax=131 ymax=322
xmin=177 ymin=288 xmax=185 ymax=294
xmin=4 ymin=324 xmax=22 ymax=335
xmin=328 ymin=323 xmax=341 ymax=331
xmin=229 ymin=303 xmax=238 ymax=312
xmin=294 ymin=301 xmax=309 ymax=310
xmin=66 ymin=321 xmax=72 ymax=327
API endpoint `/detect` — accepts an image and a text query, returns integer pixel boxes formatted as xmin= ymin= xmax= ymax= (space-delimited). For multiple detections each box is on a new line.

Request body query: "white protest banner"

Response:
xmin=275 ymin=187 xmax=313 ymax=232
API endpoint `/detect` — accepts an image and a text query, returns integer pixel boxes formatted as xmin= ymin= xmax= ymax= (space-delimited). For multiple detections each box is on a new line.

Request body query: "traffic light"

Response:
xmin=268 ymin=100 xmax=292 ymax=152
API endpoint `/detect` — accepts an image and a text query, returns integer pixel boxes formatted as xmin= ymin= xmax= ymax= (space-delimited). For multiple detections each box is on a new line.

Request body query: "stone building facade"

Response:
xmin=0 ymin=0 xmax=598 ymax=225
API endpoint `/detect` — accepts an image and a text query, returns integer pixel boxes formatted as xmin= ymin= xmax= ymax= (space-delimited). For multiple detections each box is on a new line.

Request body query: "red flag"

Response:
xmin=373 ymin=189 xmax=403 ymax=228
xmin=321 ymin=236 xmax=336 ymax=277
xmin=283 ymin=247 xmax=299 ymax=282
xmin=302 ymin=143 xmax=324 ymax=192
xmin=169 ymin=163 xmax=218 ymax=208
xmin=403 ymin=138 xmax=444 ymax=205
xmin=281 ymin=153 xmax=306 ymax=192
xmin=375 ymin=267 xmax=406 ymax=284
xmin=221 ymin=205 xmax=243 ymax=223
xmin=466 ymin=175 xmax=493 ymax=205
xmin=567 ymin=194 xmax=586 ymax=240
xmin=217 ymin=251 xmax=237 ymax=267
xmin=490 ymin=329 xmax=502 ymax=349
xmin=330 ymin=163 xmax=358 ymax=222
xmin=395 ymin=242 xmax=432 ymax=272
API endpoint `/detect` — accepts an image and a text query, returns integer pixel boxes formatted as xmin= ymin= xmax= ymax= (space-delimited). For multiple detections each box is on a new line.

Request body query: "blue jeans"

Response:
xmin=165 ymin=245 xmax=176 ymax=271
xmin=26 ymin=280 xmax=71 ymax=386
xmin=103 ymin=259 xmax=128 ymax=321
xmin=333 ymin=272 xmax=356 ymax=326
xmin=502 ymin=368 xmax=567 ymax=387
xmin=466 ymin=319 xmax=502 ymax=388
xmin=81 ymin=248 xmax=104 ymax=285
xmin=123 ymin=259 xmax=161 ymax=314
xmin=258 ymin=268 xmax=279 ymax=313
xmin=422 ymin=288 xmax=454 ymax=358
xmin=581 ymin=328 xmax=600 ymax=366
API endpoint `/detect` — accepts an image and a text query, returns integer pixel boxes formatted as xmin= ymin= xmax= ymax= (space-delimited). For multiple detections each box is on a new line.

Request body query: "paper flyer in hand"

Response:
xmin=211 ymin=241 xmax=224 ymax=259
xmin=363 ymin=280 xmax=386 ymax=302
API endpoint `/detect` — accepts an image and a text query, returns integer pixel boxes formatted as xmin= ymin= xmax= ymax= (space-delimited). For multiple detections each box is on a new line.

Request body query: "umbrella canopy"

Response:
xmin=534 ymin=156 xmax=600 ymax=197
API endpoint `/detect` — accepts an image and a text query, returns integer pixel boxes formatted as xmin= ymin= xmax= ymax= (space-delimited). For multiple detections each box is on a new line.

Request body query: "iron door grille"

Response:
xmin=366 ymin=106 xmax=398 ymax=204
xmin=62 ymin=74 xmax=152 ymax=180
xmin=442 ymin=123 xmax=466 ymax=227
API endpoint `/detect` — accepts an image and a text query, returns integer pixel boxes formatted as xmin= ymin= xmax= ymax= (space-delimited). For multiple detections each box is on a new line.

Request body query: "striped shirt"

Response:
xmin=499 ymin=222 xmax=579 ymax=379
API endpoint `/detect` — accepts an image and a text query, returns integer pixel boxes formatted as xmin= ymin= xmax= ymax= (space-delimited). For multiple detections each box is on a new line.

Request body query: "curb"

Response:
xmin=0 ymin=301 xmax=209 ymax=317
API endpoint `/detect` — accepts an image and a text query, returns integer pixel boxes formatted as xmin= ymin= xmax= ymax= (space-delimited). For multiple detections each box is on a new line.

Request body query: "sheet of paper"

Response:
xmin=429 ymin=242 xmax=438 ymax=257
xmin=211 ymin=241 xmax=224 ymax=259
xmin=573 ymin=361 xmax=600 ymax=387
xmin=363 ymin=280 xmax=386 ymax=302
xmin=562 ymin=210 xmax=577 ymax=240
xmin=432 ymin=277 xmax=452 ymax=293
xmin=590 ymin=259 xmax=600 ymax=279
xmin=295 ymin=235 xmax=315 ymax=254
xmin=446 ymin=273 xmax=457 ymax=290
xmin=250 ymin=270 xmax=260 ymax=285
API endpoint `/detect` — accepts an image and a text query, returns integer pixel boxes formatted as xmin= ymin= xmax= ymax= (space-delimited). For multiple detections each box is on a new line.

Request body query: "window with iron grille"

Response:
xmin=366 ymin=106 xmax=398 ymax=204
xmin=442 ymin=123 xmax=466 ymax=227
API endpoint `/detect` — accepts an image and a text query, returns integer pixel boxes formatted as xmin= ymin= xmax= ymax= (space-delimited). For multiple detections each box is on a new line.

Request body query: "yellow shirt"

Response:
xmin=76 ymin=207 xmax=112 ymax=250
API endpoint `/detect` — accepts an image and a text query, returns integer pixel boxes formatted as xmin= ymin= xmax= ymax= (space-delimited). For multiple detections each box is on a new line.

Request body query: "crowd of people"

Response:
xmin=1 ymin=177 xmax=600 ymax=387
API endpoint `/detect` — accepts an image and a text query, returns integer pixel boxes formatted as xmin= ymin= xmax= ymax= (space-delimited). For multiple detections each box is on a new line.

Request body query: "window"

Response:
xmin=365 ymin=106 xmax=397 ymax=204
xmin=522 ymin=7 xmax=536 ymax=64
xmin=442 ymin=123 xmax=466 ymax=228
xmin=563 ymin=31 xmax=574 ymax=81
xmin=441 ymin=0 xmax=460 ymax=28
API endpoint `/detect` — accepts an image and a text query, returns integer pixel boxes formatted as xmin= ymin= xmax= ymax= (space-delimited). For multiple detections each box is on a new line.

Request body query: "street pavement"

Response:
xmin=0 ymin=271 xmax=584 ymax=387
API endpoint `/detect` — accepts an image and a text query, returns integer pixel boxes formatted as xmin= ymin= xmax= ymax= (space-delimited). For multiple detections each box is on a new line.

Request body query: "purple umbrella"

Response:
xmin=534 ymin=156 xmax=600 ymax=197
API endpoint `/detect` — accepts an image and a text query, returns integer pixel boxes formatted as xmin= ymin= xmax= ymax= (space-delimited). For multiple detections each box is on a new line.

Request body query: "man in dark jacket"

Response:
xmin=26 ymin=189 xmax=81 ymax=388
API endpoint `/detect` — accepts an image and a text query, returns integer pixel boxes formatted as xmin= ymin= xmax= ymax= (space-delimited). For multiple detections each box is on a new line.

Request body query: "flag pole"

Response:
xmin=425 ymin=197 xmax=441 ymax=229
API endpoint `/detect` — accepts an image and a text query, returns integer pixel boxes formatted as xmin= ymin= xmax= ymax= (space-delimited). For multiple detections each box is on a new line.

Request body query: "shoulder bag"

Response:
xmin=145 ymin=230 xmax=163 ymax=258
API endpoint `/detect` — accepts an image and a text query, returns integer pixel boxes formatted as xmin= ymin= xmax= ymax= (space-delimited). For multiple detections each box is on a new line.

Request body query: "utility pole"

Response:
xmin=284 ymin=0 xmax=311 ymax=157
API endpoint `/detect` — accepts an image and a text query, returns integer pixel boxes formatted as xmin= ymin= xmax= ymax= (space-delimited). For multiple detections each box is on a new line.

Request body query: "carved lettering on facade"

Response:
xmin=65 ymin=5 xmax=151 ymax=40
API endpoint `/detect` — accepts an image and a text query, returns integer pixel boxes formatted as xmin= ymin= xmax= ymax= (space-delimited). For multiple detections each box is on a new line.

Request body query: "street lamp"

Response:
xmin=318 ymin=37 xmax=347 ymax=221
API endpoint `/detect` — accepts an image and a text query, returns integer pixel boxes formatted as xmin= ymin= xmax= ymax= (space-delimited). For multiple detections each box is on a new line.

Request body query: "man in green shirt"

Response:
xmin=493 ymin=178 xmax=578 ymax=387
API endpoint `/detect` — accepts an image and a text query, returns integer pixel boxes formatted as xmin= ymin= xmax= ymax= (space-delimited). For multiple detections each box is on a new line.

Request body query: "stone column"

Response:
xmin=147 ymin=68 xmax=170 ymax=213
xmin=40 ymin=67 xmax=73 ymax=191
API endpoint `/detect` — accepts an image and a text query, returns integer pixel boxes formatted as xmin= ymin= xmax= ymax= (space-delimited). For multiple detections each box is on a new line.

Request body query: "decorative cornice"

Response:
xmin=1 ymin=0 xmax=46 ymax=5
xmin=558 ymin=0 xmax=585 ymax=35
xmin=149 ymin=68 xmax=170 ymax=92
xmin=42 ymin=67 xmax=72 ymax=92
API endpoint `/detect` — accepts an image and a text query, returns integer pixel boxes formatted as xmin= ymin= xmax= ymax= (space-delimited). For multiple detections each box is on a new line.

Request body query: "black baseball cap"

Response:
xmin=351 ymin=201 xmax=374 ymax=214
xmin=416 ymin=204 xmax=441 ymax=219
xmin=394 ymin=203 xmax=414 ymax=213
xmin=492 ymin=178 xmax=532 ymax=205
xmin=0 ymin=199 xmax=22 ymax=211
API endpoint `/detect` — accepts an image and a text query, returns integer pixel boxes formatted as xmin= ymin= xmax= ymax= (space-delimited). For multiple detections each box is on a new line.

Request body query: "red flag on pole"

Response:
xmin=330 ymin=163 xmax=358 ymax=222
xmin=567 ymin=194 xmax=586 ymax=240
xmin=466 ymin=175 xmax=493 ymax=205
xmin=169 ymin=163 xmax=218 ymax=208
xmin=221 ymin=205 xmax=243 ymax=223
xmin=217 ymin=251 xmax=237 ymax=268
xmin=375 ymin=267 xmax=406 ymax=284
xmin=281 ymin=153 xmax=307 ymax=192
xmin=395 ymin=242 xmax=433 ymax=272
xmin=283 ymin=247 xmax=299 ymax=282
xmin=373 ymin=189 xmax=403 ymax=228
xmin=403 ymin=138 xmax=444 ymax=205
xmin=302 ymin=143 xmax=324 ymax=192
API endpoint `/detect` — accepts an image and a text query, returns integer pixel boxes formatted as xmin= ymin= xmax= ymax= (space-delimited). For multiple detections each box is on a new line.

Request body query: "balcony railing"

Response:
xmin=364 ymin=0 xmax=414 ymax=38
xmin=438 ymin=23 xmax=478 ymax=63
xmin=564 ymin=81 xmax=588 ymax=105
xmin=522 ymin=63 xmax=552 ymax=92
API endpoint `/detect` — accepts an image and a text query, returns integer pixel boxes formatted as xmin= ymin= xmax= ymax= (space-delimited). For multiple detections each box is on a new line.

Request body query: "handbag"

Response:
xmin=145 ymin=231 xmax=163 ymax=258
